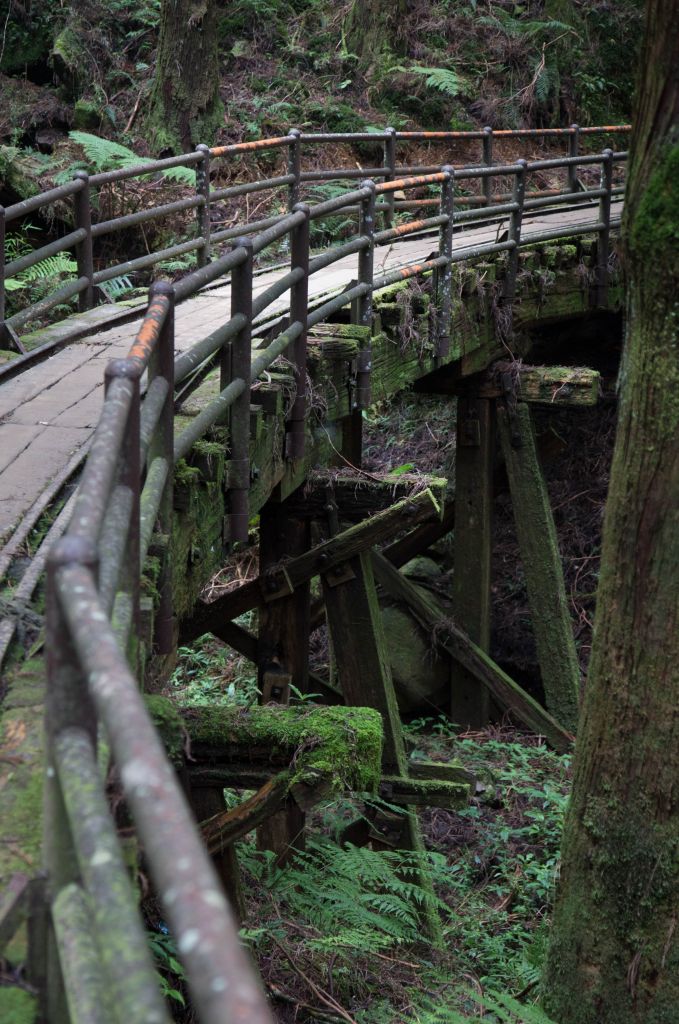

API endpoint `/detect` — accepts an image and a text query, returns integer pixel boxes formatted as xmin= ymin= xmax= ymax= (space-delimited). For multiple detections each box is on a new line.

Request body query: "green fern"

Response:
xmin=477 ymin=11 xmax=573 ymax=40
xmin=5 ymin=251 xmax=77 ymax=293
xmin=393 ymin=64 xmax=469 ymax=98
xmin=414 ymin=989 xmax=557 ymax=1024
xmin=69 ymin=131 xmax=195 ymax=185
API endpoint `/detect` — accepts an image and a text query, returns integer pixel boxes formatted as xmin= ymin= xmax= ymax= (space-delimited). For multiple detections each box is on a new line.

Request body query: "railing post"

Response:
xmin=354 ymin=179 xmax=376 ymax=411
xmin=73 ymin=171 xmax=95 ymax=312
xmin=147 ymin=280 xmax=175 ymax=654
xmin=44 ymin=535 xmax=99 ymax=1020
xmin=104 ymin=357 xmax=141 ymax=657
xmin=195 ymin=143 xmax=211 ymax=268
xmin=286 ymin=203 xmax=310 ymax=460
xmin=383 ymin=126 xmax=397 ymax=227
xmin=482 ymin=126 xmax=494 ymax=205
xmin=504 ymin=159 xmax=527 ymax=304
xmin=568 ymin=123 xmax=581 ymax=193
xmin=229 ymin=238 xmax=253 ymax=545
xmin=437 ymin=165 xmax=454 ymax=360
xmin=596 ymin=148 xmax=614 ymax=307
xmin=287 ymin=129 xmax=302 ymax=212
xmin=0 ymin=205 xmax=6 ymax=342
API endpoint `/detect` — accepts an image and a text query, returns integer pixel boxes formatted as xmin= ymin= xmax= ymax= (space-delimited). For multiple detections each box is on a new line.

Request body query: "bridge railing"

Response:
xmin=43 ymin=284 xmax=274 ymax=1024
xmin=0 ymin=124 xmax=629 ymax=347
xmin=35 ymin=143 xmax=627 ymax=1021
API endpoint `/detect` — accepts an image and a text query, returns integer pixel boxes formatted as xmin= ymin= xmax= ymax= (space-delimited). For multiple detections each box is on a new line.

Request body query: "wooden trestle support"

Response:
xmin=175 ymin=358 xmax=598 ymax=935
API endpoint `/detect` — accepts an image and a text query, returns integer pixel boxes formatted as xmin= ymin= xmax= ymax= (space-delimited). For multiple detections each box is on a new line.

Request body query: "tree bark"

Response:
xmin=148 ymin=0 xmax=224 ymax=154
xmin=543 ymin=2 xmax=679 ymax=1021
xmin=343 ymin=0 xmax=409 ymax=66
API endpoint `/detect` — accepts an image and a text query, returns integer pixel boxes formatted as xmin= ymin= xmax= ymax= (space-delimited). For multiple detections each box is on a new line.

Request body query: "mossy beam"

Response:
xmin=480 ymin=363 xmax=601 ymax=406
xmin=182 ymin=487 xmax=442 ymax=638
xmin=497 ymin=403 xmax=580 ymax=732
xmin=146 ymin=698 xmax=384 ymax=794
xmin=380 ymin=776 xmax=470 ymax=810
xmin=285 ymin=471 xmax=448 ymax=520
xmin=372 ymin=552 xmax=573 ymax=752
xmin=200 ymin=772 xmax=294 ymax=851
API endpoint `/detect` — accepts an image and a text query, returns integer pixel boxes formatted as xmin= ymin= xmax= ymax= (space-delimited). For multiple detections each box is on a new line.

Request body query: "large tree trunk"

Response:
xmin=542 ymin=2 xmax=679 ymax=1021
xmin=343 ymin=0 xmax=409 ymax=66
xmin=148 ymin=0 xmax=223 ymax=154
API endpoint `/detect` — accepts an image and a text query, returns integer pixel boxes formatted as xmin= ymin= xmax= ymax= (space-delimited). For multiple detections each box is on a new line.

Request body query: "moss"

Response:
xmin=629 ymin=144 xmax=679 ymax=265
xmin=145 ymin=695 xmax=185 ymax=767
xmin=181 ymin=703 xmax=383 ymax=793
xmin=0 ymin=987 xmax=37 ymax=1024
xmin=174 ymin=459 xmax=201 ymax=486
xmin=73 ymin=99 xmax=101 ymax=130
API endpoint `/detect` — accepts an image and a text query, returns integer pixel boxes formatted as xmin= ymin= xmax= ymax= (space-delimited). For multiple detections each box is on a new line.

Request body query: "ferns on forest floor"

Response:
xmin=231 ymin=729 xmax=569 ymax=1022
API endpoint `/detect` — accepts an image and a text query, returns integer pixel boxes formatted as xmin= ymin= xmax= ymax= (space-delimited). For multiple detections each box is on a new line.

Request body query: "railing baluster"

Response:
xmin=74 ymin=171 xmax=95 ymax=311
xmin=147 ymin=281 xmax=176 ymax=654
xmin=597 ymin=148 xmax=614 ymax=307
xmin=195 ymin=144 xmax=211 ymax=267
xmin=482 ymin=126 xmax=494 ymax=205
xmin=104 ymin=358 xmax=141 ymax=658
xmin=504 ymin=159 xmax=527 ymax=304
xmin=354 ymin=179 xmax=376 ymax=411
xmin=0 ymin=205 xmax=6 ymax=344
xmin=568 ymin=123 xmax=581 ymax=193
xmin=383 ymin=126 xmax=397 ymax=227
xmin=229 ymin=238 xmax=253 ymax=545
xmin=287 ymin=129 xmax=302 ymax=211
xmin=437 ymin=165 xmax=454 ymax=359
xmin=286 ymin=203 xmax=310 ymax=460
xmin=44 ymin=534 xmax=100 ymax=1022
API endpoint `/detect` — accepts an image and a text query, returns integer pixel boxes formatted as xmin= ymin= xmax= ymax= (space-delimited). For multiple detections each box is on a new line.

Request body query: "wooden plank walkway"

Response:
xmin=0 ymin=201 xmax=620 ymax=545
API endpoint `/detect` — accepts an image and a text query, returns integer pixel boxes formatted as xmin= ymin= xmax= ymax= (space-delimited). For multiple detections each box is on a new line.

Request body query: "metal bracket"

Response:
xmin=322 ymin=561 xmax=356 ymax=588
xmin=261 ymin=663 xmax=292 ymax=704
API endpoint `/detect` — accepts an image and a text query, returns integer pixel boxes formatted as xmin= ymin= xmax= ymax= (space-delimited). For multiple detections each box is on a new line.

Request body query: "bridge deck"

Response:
xmin=0 ymin=201 xmax=619 ymax=545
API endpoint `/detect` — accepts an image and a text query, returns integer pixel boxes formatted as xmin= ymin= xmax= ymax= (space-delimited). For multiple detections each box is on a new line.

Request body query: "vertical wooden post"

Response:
xmin=497 ymin=402 xmax=580 ymax=732
xmin=450 ymin=390 xmax=494 ymax=728
xmin=322 ymin=550 xmax=443 ymax=945
xmin=258 ymin=500 xmax=310 ymax=697
xmin=257 ymin=497 xmax=310 ymax=863
xmin=190 ymin=787 xmax=246 ymax=920
xmin=344 ymin=179 xmax=376 ymax=467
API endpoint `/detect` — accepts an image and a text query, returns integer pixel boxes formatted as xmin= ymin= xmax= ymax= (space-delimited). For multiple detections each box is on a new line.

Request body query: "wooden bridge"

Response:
xmin=0 ymin=125 xmax=628 ymax=1022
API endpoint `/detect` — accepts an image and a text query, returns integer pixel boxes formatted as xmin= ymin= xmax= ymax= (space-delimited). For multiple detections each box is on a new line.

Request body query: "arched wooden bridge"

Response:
xmin=0 ymin=124 xmax=628 ymax=1023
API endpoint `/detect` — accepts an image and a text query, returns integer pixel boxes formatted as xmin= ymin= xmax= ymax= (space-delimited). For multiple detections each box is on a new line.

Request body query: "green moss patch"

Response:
xmin=146 ymin=697 xmax=383 ymax=793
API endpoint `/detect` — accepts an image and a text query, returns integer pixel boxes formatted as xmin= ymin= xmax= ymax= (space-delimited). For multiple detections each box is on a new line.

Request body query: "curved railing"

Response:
xmin=4 ymin=126 xmax=629 ymax=1022
xmin=0 ymin=124 xmax=628 ymax=347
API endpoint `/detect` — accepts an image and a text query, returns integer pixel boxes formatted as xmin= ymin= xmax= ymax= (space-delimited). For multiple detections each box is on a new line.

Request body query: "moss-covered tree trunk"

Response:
xmin=148 ymin=0 xmax=224 ymax=154
xmin=343 ymin=0 xmax=409 ymax=66
xmin=542 ymin=3 xmax=679 ymax=1021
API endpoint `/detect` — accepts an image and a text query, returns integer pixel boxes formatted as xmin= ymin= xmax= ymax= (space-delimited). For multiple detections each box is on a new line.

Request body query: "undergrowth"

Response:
xmin=229 ymin=724 xmax=570 ymax=1022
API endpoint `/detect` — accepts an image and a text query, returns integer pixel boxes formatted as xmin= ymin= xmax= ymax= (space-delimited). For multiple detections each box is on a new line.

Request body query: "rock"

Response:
xmin=73 ymin=99 xmax=101 ymax=131
xmin=382 ymin=604 xmax=449 ymax=712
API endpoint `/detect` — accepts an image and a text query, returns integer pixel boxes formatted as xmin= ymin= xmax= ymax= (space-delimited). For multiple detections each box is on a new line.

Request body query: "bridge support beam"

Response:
xmin=322 ymin=550 xmax=443 ymax=945
xmin=497 ymin=402 xmax=580 ymax=732
xmin=256 ymin=496 xmax=310 ymax=863
xmin=450 ymin=389 xmax=495 ymax=728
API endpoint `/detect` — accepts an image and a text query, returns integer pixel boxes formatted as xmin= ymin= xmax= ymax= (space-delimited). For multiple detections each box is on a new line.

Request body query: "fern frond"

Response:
xmin=392 ymin=64 xmax=468 ymax=98
xmin=69 ymin=132 xmax=195 ymax=185
xmin=477 ymin=11 xmax=573 ymax=39
xmin=5 ymin=252 xmax=77 ymax=292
